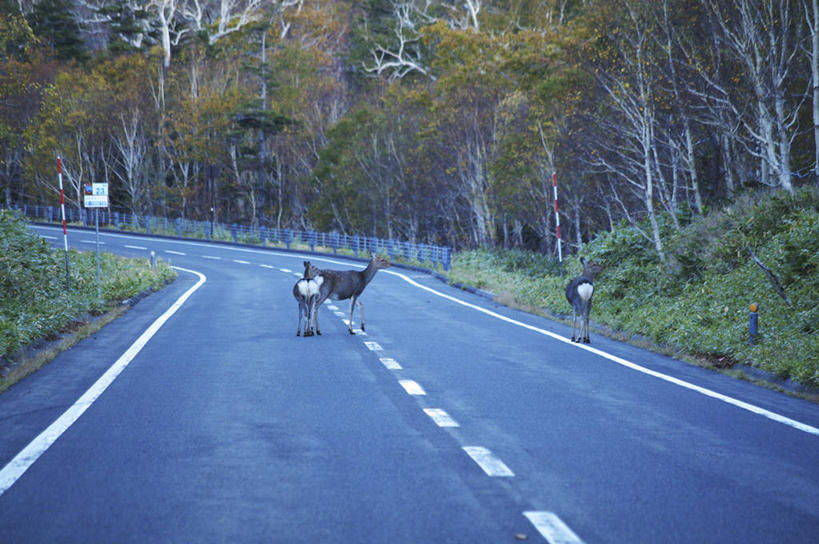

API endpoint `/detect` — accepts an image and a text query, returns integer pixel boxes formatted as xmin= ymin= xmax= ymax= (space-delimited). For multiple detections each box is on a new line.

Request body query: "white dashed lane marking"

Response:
xmin=125 ymin=244 xmax=147 ymax=250
xmin=202 ymin=255 xmax=221 ymax=260
xmin=398 ymin=380 xmax=426 ymax=396
xmin=462 ymin=447 xmax=514 ymax=477
xmin=379 ymin=357 xmax=402 ymax=370
xmin=424 ymin=408 xmax=459 ymax=428
xmin=524 ymin=512 xmax=585 ymax=544
xmin=364 ymin=341 xmax=382 ymax=351
xmin=165 ymin=250 xmax=186 ymax=255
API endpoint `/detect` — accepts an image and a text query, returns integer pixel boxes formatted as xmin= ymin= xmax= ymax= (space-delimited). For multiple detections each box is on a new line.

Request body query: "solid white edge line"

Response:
xmin=462 ymin=446 xmax=514 ymax=477
xmin=0 ymin=267 xmax=207 ymax=497
xmin=382 ymin=270 xmax=819 ymax=437
xmin=523 ymin=511 xmax=584 ymax=544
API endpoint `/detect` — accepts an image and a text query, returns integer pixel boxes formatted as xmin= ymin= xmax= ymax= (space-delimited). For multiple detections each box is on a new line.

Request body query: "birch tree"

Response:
xmin=702 ymin=0 xmax=805 ymax=194
xmin=588 ymin=0 xmax=668 ymax=261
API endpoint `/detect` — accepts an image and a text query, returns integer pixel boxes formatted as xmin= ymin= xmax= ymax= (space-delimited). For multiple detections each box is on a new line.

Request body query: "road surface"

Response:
xmin=1 ymin=225 xmax=817 ymax=542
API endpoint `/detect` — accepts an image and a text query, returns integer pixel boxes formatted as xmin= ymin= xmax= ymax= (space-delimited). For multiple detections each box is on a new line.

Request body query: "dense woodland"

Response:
xmin=2 ymin=0 xmax=818 ymax=257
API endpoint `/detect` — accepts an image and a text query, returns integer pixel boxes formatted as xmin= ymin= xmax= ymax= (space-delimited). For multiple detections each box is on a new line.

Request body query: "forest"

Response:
xmin=2 ymin=0 xmax=818 ymax=257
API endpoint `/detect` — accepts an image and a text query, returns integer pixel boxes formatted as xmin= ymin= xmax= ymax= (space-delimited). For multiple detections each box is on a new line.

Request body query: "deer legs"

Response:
xmin=570 ymin=302 xmax=591 ymax=343
xmin=346 ymin=297 xmax=366 ymax=334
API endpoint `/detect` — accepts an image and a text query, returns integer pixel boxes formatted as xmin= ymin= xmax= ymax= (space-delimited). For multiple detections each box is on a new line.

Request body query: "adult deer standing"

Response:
xmin=565 ymin=257 xmax=603 ymax=343
xmin=293 ymin=261 xmax=322 ymax=337
xmin=311 ymin=254 xmax=392 ymax=335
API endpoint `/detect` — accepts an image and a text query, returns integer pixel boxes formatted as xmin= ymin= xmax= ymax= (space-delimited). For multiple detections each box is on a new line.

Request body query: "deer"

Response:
xmin=293 ymin=260 xmax=322 ymax=337
xmin=565 ymin=257 xmax=603 ymax=344
xmin=310 ymin=254 xmax=392 ymax=335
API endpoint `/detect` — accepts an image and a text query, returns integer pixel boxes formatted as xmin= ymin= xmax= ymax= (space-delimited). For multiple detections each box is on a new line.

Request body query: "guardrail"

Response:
xmin=6 ymin=203 xmax=452 ymax=271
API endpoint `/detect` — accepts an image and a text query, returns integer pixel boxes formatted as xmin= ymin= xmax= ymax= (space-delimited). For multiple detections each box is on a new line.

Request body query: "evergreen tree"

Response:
xmin=27 ymin=0 xmax=88 ymax=62
xmin=97 ymin=0 xmax=152 ymax=55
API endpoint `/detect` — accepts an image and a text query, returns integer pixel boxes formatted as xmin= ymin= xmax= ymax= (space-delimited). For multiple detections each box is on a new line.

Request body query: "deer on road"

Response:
xmin=293 ymin=261 xmax=322 ymax=337
xmin=311 ymin=254 xmax=392 ymax=335
xmin=565 ymin=257 xmax=603 ymax=343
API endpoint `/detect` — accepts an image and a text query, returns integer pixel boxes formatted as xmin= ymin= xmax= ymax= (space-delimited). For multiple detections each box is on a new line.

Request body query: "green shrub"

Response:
xmin=448 ymin=186 xmax=819 ymax=389
xmin=0 ymin=211 xmax=176 ymax=358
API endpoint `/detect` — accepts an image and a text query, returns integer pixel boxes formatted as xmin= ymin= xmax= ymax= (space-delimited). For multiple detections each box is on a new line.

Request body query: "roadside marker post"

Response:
xmin=57 ymin=157 xmax=70 ymax=289
xmin=749 ymin=302 xmax=759 ymax=345
xmin=553 ymin=171 xmax=563 ymax=277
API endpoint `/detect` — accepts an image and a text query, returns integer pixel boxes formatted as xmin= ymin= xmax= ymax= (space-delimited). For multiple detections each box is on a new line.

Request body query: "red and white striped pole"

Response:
xmin=57 ymin=157 xmax=71 ymax=288
xmin=553 ymin=171 xmax=563 ymax=276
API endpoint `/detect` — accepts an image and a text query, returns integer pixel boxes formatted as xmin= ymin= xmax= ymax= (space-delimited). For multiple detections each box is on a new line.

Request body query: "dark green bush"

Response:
xmin=1 ymin=211 xmax=176 ymax=358
xmin=449 ymin=186 xmax=819 ymax=389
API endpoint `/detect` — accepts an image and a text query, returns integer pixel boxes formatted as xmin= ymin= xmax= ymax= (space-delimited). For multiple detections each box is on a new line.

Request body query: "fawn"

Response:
xmin=293 ymin=260 xmax=322 ymax=337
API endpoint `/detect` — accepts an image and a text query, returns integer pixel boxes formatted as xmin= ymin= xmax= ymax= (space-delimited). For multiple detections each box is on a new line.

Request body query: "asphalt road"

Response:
xmin=1 ymin=225 xmax=817 ymax=543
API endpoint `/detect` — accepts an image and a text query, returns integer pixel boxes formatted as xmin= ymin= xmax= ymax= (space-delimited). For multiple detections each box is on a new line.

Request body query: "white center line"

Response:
xmin=364 ymin=341 xmax=383 ymax=351
xmin=463 ymin=446 xmax=514 ymax=477
xmin=280 ymin=268 xmax=292 ymax=273
xmin=424 ymin=408 xmax=459 ymax=427
xmin=81 ymin=240 xmax=104 ymax=244
xmin=202 ymin=255 xmax=221 ymax=260
xmin=125 ymin=245 xmax=147 ymax=250
xmin=523 ymin=512 xmax=584 ymax=544
xmin=165 ymin=250 xmax=186 ymax=256
xmin=260 ymin=264 xmax=274 ymax=269
xmin=398 ymin=379 xmax=426 ymax=396
xmin=233 ymin=259 xmax=250 ymax=265
xmin=379 ymin=357 xmax=402 ymax=370
xmin=42 ymin=235 xmax=58 ymax=240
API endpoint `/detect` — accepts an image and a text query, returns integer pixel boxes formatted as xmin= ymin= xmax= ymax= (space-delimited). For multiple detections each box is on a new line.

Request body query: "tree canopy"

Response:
xmin=2 ymin=0 xmax=817 ymax=256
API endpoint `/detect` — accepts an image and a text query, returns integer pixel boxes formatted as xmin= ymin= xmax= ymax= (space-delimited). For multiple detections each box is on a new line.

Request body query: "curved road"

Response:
xmin=1 ymin=225 xmax=817 ymax=543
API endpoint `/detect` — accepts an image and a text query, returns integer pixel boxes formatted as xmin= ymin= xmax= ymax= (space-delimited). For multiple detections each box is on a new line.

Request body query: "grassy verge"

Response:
xmin=447 ymin=187 xmax=819 ymax=392
xmin=1 ymin=211 xmax=176 ymax=393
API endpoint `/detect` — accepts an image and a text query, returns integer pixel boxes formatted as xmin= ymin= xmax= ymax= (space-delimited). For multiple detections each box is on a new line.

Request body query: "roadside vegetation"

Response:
xmin=449 ymin=187 xmax=819 ymax=390
xmin=0 ymin=211 xmax=176 ymax=391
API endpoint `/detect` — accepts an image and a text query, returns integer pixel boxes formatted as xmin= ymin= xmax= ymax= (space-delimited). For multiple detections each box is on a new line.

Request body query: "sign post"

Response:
xmin=84 ymin=183 xmax=108 ymax=289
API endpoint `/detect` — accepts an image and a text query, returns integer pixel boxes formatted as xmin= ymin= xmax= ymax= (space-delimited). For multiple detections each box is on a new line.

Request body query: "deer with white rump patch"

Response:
xmin=293 ymin=261 xmax=322 ymax=337
xmin=311 ymin=254 xmax=392 ymax=335
xmin=565 ymin=257 xmax=603 ymax=343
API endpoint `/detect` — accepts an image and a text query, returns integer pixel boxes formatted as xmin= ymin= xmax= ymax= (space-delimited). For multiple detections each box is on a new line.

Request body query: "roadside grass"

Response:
xmin=0 ymin=211 xmax=176 ymax=393
xmin=447 ymin=187 xmax=819 ymax=391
